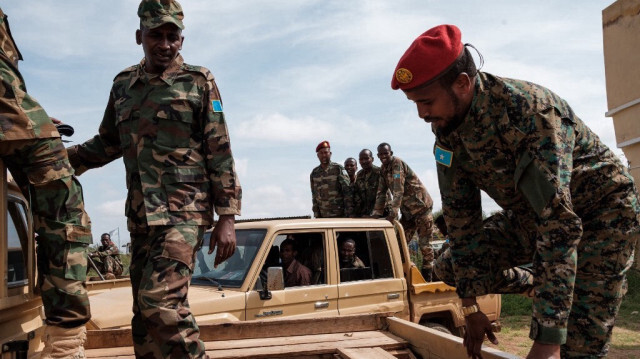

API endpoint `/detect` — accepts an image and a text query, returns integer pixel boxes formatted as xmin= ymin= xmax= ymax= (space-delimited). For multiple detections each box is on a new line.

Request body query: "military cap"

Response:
xmin=316 ymin=141 xmax=330 ymax=152
xmin=391 ymin=24 xmax=463 ymax=90
xmin=138 ymin=0 xmax=185 ymax=30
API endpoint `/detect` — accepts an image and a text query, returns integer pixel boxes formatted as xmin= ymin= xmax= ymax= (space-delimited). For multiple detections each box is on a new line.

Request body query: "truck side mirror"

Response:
xmin=259 ymin=266 xmax=284 ymax=300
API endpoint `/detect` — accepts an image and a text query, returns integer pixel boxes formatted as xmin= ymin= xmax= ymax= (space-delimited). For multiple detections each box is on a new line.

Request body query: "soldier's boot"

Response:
xmin=420 ymin=245 xmax=434 ymax=282
xmin=40 ymin=325 xmax=86 ymax=359
xmin=104 ymin=272 xmax=116 ymax=280
xmin=421 ymin=266 xmax=433 ymax=282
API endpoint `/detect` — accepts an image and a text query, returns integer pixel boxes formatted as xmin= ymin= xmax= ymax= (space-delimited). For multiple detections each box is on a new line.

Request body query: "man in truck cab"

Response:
xmin=338 ymin=238 xmax=365 ymax=269
xmin=392 ymin=24 xmax=640 ymax=359
xmin=279 ymin=238 xmax=311 ymax=287
xmin=0 ymin=6 xmax=94 ymax=358
xmin=66 ymin=1 xmax=242 ymax=357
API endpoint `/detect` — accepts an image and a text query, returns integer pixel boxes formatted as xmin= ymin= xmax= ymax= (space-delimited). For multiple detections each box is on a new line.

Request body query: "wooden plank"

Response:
xmin=385 ymin=317 xmax=519 ymax=359
xmin=204 ymin=331 xmax=389 ymax=350
xmin=199 ymin=313 xmax=389 ymax=342
xmin=86 ymin=328 xmax=132 ymax=349
xmin=337 ymin=347 xmax=397 ymax=359
xmin=206 ymin=335 xmax=407 ymax=359
xmin=385 ymin=349 xmax=418 ymax=359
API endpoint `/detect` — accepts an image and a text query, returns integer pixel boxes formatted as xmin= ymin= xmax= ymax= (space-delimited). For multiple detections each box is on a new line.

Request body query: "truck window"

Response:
xmin=256 ymin=232 xmax=325 ymax=289
xmin=192 ymin=229 xmax=266 ymax=288
xmin=337 ymin=230 xmax=393 ymax=283
xmin=7 ymin=199 xmax=29 ymax=288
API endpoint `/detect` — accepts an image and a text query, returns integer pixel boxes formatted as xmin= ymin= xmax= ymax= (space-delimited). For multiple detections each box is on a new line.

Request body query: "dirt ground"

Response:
xmin=486 ymin=315 xmax=640 ymax=358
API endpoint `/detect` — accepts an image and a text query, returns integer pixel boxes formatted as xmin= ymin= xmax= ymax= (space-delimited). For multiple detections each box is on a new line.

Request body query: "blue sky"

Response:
xmin=4 ymin=1 xmax=620 ymax=247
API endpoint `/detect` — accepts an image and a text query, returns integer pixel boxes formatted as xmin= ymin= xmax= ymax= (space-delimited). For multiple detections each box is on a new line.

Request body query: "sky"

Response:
xmin=4 ymin=0 xmax=621 ymax=248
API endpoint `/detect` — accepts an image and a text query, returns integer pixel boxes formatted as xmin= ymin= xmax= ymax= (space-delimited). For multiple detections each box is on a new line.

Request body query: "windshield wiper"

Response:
xmin=192 ymin=275 xmax=220 ymax=287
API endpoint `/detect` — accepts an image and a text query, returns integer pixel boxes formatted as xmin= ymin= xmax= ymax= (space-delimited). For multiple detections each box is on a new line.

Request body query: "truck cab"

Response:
xmin=88 ymin=218 xmax=500 ymax=334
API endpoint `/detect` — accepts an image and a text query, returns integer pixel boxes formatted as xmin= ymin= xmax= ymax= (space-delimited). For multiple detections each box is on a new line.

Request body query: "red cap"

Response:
xmin=391 ymin=25 xmax=463 ymax=91
xmin=316 ymin=140 xmax=330 ymax=152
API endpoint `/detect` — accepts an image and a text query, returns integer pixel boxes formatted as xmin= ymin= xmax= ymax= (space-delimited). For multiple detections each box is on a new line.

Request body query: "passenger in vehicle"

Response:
xmin=338 ymin=238 xmax=365 ymax=269
xmin=280 ymin=238 xmax=311 ymax=287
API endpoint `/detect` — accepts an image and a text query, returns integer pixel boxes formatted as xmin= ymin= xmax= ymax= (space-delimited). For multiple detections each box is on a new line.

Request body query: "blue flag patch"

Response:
xmin=435 ymin=145 xmax=453 ymax=167
xmin=212 ymin=100 xmax=223 ymax=112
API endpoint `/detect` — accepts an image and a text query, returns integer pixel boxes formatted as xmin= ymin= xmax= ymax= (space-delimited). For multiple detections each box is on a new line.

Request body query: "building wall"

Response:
xmin=603 ymin=0 xmax=640 ymax=269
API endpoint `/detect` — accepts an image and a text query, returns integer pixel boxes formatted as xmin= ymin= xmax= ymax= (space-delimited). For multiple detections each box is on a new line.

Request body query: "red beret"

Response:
xmin=316 ymin=141 xmax=330 ymax=152
xmin=391 ymin=24 xmax=463 ymax=91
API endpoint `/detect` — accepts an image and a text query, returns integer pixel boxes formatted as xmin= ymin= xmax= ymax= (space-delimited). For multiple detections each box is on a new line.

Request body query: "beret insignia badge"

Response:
xmin=395 ymin=68 xmax=413 ymax=84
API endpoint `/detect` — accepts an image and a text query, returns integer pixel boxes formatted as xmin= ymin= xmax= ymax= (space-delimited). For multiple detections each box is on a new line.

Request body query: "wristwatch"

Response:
xmin=461 ymin=304 xmax=480 ymax=317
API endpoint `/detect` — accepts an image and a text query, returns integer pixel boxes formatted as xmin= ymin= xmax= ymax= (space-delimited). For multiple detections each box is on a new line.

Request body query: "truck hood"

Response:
xmin=87 ymin=285 xmax=246 ymax=329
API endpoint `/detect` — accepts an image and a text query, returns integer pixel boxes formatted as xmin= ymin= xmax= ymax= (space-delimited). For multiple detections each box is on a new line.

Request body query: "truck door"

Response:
xmin=336 ymin=229 xmax=405 ymax=316
xmin=246 ymin=230 xmax=339 ymax=320
xmin=0 ymin=163 xmax=42 ymax=358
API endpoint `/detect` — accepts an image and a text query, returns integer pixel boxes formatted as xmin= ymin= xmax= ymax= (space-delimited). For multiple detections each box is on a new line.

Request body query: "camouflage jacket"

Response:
xmin=435 ymin=72 xmax=640 ymax=339
xmin=68 ymin=55 xmax=241 ymax=232
xmin=310 ymin=162 xmax=353 ymax=218
xmin=95 ymin=242 xmax=122 ymax=265
xmin=373 ymin=156 xmax=433 ymax=219
xmin=0 ymin=8 xmax=59 ymax=141
xmin=353 ymin=166 xmax=390 ymax=217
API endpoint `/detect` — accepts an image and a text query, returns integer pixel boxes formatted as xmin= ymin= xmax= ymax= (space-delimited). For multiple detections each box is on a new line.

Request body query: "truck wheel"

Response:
xmin=423 ymin=322 xmax=452 ymax=335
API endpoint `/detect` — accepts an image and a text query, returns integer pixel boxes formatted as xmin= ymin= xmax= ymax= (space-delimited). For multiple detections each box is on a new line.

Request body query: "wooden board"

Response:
xmin=337 ymin=347 xmax=397 ymax=359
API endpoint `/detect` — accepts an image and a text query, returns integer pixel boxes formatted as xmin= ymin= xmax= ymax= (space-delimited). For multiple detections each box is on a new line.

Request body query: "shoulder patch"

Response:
xmin=435 ymin=145 xmax=453 ymax=167
xmin=183 ymin=63 xmax=214 ymax=81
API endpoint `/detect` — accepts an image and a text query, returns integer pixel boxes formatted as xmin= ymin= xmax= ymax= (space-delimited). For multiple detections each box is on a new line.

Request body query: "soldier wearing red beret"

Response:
xmin=310 ymin=141 xmax=353 ymax=218
xmin=393 ymin=24 xmax=639 ymax=359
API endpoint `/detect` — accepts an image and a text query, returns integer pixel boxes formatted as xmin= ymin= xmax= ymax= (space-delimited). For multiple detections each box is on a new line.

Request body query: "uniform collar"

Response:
xmin=129 ymin=53 xmax=184 ymax=88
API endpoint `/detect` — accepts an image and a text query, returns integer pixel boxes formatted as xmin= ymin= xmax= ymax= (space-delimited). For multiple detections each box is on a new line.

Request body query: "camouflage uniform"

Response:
xmin=91 ymin=242 xmax=123 ymax=276
xmin=0 ymin=8 xmax=92 ymax=328
xmin=353 ymin=165 xmax=390 ymax=217
xmin=372 ymin=156 xmax=434 ymax=276
xmin=435 ymin=72 xmax=640 ymax=357
xmin=310 ymin=162 xmax=353 ymax=218
xmin=67 ymin=44 xmax=241 ymax=359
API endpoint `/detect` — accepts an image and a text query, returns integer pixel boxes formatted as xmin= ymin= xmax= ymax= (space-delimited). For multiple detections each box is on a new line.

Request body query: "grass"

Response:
xmin=496 ymin=269 xmax=640 ymax=358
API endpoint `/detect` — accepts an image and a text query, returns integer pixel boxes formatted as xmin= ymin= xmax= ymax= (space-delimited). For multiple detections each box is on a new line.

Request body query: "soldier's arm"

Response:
xmin=67 ymin=92 xmax=123 ymax=175
xmin=337 ymin=166 xmax=354 ymax=217
xmin=515 ymin=108 xmax=582 ymax=345
xmin=310 ymin=173 xmax=319 ymax=218
xmin=353 ymin=179 xmax=362 ymax=216
xmin=202 ymin=78 xmax=241 ymax=216
xmin=388 ymin=159 xmax=406 ymax=218
xmin=371 ymin=175 xmax=387 ymax=217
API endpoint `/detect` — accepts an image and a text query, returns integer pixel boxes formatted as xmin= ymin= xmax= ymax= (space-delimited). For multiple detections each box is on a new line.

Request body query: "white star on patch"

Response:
xmin=440 ymin=154 xmax=445 ymax=160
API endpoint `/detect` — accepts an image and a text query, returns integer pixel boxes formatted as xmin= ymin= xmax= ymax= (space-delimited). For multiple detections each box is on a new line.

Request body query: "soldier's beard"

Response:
xmin=434 ymin=89 xmax=467 ymax=136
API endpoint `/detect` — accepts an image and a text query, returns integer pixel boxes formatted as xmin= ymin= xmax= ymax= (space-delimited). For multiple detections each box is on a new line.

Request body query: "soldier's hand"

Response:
xmin=463 ymin=311 xmax=498 ymax=359
xmin=385 ymin=214 xmax=396 ymax=223
xmin=209 ymin=215 xmax=236 ymax=268
xmin=526 ymin=342 xmax=560 ymax=359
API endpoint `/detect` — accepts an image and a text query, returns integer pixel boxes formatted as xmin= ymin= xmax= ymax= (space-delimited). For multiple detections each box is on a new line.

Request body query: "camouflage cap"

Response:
xmin=138 ymin=0 xmax=185 ymax=30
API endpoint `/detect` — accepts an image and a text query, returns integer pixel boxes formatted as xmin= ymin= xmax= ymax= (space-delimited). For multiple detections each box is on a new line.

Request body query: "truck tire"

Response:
xmin=423 ymin=322 xmax=453 ymax=335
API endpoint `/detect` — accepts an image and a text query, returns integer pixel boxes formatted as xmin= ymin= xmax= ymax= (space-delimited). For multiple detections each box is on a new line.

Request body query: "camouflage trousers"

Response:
xmin=129 ymin=225 xmax=207 ymax=359
xmin=434 ymin=203 xmax=639 ymax=358
xmin=401 ymin=210 xmax=434 ymax=270
xmin=0 ymin=138 xmax=93 ymax=328
xmin=91 ymin=255 xmax=123 ymax=276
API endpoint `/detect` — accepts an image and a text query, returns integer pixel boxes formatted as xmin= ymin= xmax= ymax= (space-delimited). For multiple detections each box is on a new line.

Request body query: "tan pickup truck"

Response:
xmin=88 ymin=217 xmax=501 ymax=335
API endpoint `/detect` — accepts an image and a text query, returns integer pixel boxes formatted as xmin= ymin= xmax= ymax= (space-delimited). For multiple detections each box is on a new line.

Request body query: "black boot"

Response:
xmin=421 ymin=267 xmax=433 ymax=282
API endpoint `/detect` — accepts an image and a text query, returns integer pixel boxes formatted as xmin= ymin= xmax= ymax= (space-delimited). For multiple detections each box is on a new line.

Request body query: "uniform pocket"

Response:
xmin=64 ymin=241 xmax=89 ymax=281
xmin=156 ymin=99 xmax=195 ymax=148
xmin=163 ymin=166 xmax=209 ymax=212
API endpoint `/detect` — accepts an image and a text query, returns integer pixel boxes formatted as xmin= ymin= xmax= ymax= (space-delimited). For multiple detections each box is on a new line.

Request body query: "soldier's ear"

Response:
xmin=136 ymin=30 xmax=142 ymax=45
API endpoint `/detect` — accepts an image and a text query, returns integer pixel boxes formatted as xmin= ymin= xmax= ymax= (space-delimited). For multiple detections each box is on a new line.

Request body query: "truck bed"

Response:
xmin=84 ymin=313 xmax=517 ymax=359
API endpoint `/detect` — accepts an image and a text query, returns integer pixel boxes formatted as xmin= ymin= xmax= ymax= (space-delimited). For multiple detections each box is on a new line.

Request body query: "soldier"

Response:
xmin=344 ymin=157 xmax=357 ymax=185
xmin=89 ymin=233 xmax=123 ymax=279
xmin=372 ymin=143 xmax=435 ymax=281
xmin=0 ymin=7 xmax=93 ymax=358
xmin=310 ymin=141 xmax=353 ymax=218
xmin=353 ymin=148 xmax=390 ymax=217
xmin=338 ymin=238 xmax=365 ymax=269
xmin=392 ymin=24 xmax=640 ymax=359
xmin=279 ymin=239 xmax=312 ymax=287
xmin=66 ymin=1 xmax=242 ymax=357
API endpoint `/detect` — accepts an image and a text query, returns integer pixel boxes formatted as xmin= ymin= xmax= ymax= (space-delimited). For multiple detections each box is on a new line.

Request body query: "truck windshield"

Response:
xmin=191 ymin=229 xmax=267 ymax=288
